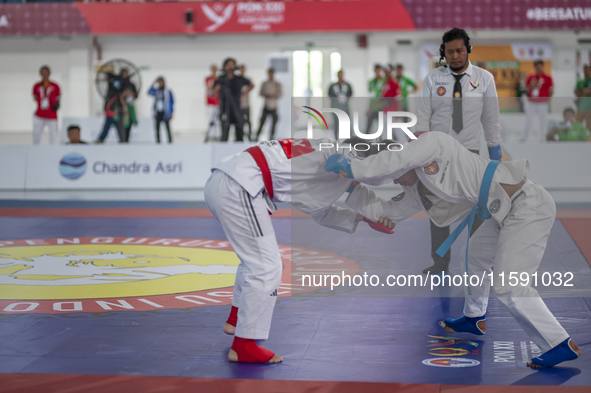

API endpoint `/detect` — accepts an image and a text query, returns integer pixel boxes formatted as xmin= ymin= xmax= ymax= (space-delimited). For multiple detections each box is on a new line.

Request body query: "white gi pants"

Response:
xmin=206 ymin=105 xmax=221 ymax=140
xmin=522 ymin=101 xmax=548 ymax=142
xmin=32 ymin=115 xmax=58 ymax=145
xmin=462 ymin=179 xmax=569 ymax=353
xmin=204 ymin=170 xmax=282 ymax=340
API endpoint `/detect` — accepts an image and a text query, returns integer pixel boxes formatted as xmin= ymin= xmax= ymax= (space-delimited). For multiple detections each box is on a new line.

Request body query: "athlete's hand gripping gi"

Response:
xmin=333 ymin=132 xmax=580 ymax=368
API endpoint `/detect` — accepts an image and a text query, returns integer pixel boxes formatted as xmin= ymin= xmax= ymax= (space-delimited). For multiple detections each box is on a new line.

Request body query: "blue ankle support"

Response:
xmin=530 ymin=338 xmax=579 ymax=368
xmin=442 ymin=315 xmax=486 ymax=336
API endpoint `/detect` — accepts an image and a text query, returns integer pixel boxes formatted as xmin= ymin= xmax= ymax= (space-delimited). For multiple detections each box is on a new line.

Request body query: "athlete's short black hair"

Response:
xmin=67 ymin=124 xmax=80 ymax=133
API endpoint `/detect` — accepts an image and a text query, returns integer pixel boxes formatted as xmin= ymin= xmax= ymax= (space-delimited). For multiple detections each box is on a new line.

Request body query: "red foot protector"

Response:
xmin=363 ymin=218 xmax=395 ymax=234
xmin=231 ymin=336 xmax=275 ymax=363
xmin=226 ymin=306 xmax=238 ymax=327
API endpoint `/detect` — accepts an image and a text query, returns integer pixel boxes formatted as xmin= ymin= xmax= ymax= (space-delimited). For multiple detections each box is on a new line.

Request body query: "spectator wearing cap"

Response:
xmin=255 ymin=68 xmax=283 ymax=141
xmin=575 ymin=64 xmax=591 ymax=132
xmin=522 ymin=59 xmax=554 ymax=142
xmin=66 ymin=125 xmax=87 ymax=145
xmin=32 ymin=65 xmax=61 ymax=145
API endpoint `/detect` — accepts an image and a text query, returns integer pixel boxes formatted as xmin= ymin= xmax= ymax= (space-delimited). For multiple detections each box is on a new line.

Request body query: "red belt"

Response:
xmin=246 ymin=146 xmax=274 ymax=199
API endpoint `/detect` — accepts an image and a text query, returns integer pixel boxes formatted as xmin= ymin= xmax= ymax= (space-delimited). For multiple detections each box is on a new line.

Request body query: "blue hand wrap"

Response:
xmin=325 ymin=154 xmax=354 ymax=179
xmin=488 ymin=145 xmax=502 ymax=161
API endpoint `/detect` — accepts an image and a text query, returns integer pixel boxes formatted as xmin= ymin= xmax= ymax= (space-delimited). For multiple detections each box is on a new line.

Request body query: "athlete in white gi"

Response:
xmin=205 ymin=138 xmax=392 ymax=364
xmin=327 ymin=132 xmax=581 ymax=368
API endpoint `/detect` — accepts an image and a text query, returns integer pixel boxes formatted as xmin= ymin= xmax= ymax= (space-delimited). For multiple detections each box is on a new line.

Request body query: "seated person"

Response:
xmin=66 ymin=125 xmax=87 ymax=145
xmin=546 ymin=107 xmax=591 ymax=141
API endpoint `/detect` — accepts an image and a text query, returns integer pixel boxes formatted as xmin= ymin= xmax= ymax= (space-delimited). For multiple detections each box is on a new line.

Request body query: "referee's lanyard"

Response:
xmin=436 ymin=160 xmax=501 ymax=294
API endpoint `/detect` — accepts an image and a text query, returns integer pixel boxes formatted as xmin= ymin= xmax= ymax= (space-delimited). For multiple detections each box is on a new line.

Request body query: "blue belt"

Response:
xmin=435 ymin=160 xmax=501 ymax=294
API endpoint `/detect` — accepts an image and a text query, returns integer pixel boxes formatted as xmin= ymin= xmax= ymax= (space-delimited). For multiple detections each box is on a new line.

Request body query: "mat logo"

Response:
xmin=427 ymin=335 xmax=479 ymax=348
xmin=422 ymin=358 xmax=480 ymax=368
xmin=202 ymin=4 xmax=234 ymax=32
xmin=303 ymin=106 xmax=417 ymax=141
xmin=0 ymin=238 xmax=357 ymax=315
xmin=428 ymin=348 xmax=470 ymax=357
xmin=58 ymin=152 xmax=87 ymax=180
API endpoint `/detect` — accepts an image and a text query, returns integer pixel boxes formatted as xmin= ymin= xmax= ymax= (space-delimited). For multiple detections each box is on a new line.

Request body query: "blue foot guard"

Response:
xmin=439 ymin=315 xmax=486 ymax=336
xmin=530 ymin=338 xmax=580 ymax=368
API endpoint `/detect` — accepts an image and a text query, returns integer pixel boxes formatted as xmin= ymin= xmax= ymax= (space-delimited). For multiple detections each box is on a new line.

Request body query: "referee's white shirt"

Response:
xmin=416 ymin=61 xmax=501 ymax=151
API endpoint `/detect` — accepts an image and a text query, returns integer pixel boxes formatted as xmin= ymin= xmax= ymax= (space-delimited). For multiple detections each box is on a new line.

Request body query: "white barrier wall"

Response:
xmin=0 ymin=142 xmax=590 ymax=191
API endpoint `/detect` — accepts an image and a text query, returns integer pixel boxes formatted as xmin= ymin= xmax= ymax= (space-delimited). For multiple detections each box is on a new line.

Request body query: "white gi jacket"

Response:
xmin=212 ymin=138 xmax=372 ymax=233
xmin=345 ymin=132 xmax=528 ymax=227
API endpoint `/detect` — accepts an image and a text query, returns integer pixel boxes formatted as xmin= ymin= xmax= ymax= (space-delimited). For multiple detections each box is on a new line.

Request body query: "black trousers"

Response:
xmin=221 ymin=118 xmax=244 ymax=142
xmin=429 ymin=148 xmax=481 ymax=267
xmin=155 ymin=112 xmax=172 ymax=143
xmin=241 ymin=108 xmax=251 ymax=141
xmin=256 ymin=108 xmax=278 ymax=141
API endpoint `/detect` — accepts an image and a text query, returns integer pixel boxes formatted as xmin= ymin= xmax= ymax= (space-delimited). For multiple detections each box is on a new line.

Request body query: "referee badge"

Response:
xmin=437 ymin=87 xmax=446 ymax=96
xmin=454 ymin=91 xmax=461 ymax=98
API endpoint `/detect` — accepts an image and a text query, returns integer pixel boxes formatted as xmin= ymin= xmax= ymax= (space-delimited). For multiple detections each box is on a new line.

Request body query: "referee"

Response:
xmin=416 ymin=27 xmax=502 ymax=275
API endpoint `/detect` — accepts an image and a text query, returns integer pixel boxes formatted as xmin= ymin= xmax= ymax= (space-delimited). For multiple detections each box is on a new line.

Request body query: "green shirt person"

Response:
xmin=575 ymin=64 xmax=591 ymax=130
xmin=547 ymin=107 xmax=591 ymax=141
xmin=366 ymin=64 xmax=386 ymax=133
xmin=395 ymin=64 xmax=417 ymax=111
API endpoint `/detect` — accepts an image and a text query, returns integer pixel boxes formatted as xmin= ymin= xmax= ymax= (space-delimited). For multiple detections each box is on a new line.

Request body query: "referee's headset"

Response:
xmin=439 ymin=42 xmax=472 ymax=67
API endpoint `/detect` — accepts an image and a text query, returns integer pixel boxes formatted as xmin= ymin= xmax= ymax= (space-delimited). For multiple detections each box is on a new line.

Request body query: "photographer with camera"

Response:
xmin=215 ymin=58 xmax=253 ymax=142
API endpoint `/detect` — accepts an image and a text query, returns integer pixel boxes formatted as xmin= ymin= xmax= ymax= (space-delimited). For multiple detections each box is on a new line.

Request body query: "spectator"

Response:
xmin=120 ymin=68 xmax=137 ymax=142
xmin=395 ymin=64 xmax=418 ymax=111
xmin=238 ymin=64 xmax=254 ymax=140
xmin=547 ymin=107 xmax=591 ymax=141
xmin=416 ymin=27 xmax=502 ymax=275
xmin=328 ymin=69 xmax=353 ymax=139
xmin=96 ymin=92 xmax=126 ymax=144
xmin=95 ymin=69 xmax=127 ymax=143
xmin=575 ymin=63 xmax=591 ymax=132
xmin=255 ymin=68 xmax=283 ymax=141
xmin=32 ymin=65 xmax=60 ymax=145
xmin=366 ymin=63 xmax=385 ymax=133
xmin=215 ymin=58 xmax=252 ymax=142
xmin=205 ymin=64 xmax=221 ymax=142
xmin=379 ymin=65 xmax=403 ymax=140
xmin=120 ymin=88 xmax=138 ymax=143
xmin=66 ymin=125 xmax=87 ymax=145
xmin=522 ymin=59 xmax=554 ymax=142
xmin=148 ymin=77 xmax=174 ymax=144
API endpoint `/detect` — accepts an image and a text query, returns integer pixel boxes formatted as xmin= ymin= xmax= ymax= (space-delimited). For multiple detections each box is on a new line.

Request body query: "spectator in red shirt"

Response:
xmin=32 ymin=65 xmax=60 ymax=145
xmin=522 ymin=59 xmax=554 ymax=142
xmin=205 ymin=64 xmax=221 ymax=142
